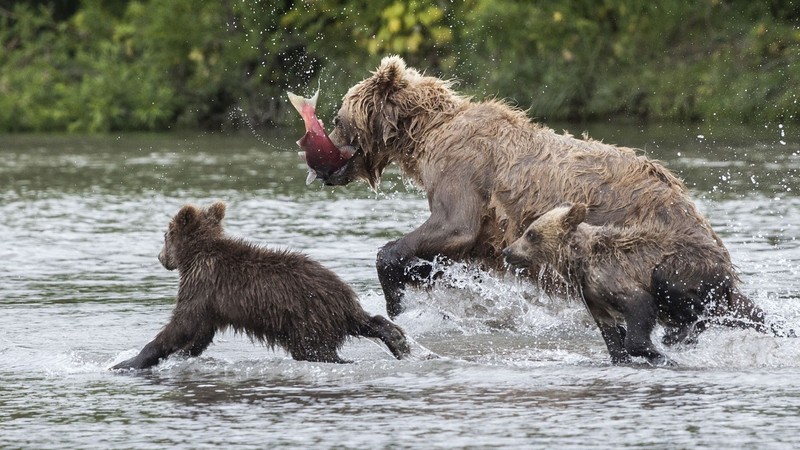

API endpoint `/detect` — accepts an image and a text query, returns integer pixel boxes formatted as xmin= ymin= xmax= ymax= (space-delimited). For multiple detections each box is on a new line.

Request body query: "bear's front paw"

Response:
xmin=110 ymin=358 xmax=139 ymax=371
xmin=376 ymin=240 xmax=406 ymax=269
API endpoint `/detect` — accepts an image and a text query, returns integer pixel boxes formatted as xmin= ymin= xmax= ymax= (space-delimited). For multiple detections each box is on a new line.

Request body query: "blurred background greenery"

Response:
xmin=1 ymin=0 xmax=798 ymax=132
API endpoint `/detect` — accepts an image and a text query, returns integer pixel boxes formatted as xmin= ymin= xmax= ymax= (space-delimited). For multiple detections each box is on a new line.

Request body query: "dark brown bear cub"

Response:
xmin=502 ymin=202 xmax=788 ymax=366
xmin=112 ymin=201 xmax=410 ymax=370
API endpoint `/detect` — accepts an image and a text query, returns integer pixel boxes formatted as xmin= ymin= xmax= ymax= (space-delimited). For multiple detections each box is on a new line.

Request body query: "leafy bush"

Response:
xmin=0 ymin=0 xmax=798 ymax=132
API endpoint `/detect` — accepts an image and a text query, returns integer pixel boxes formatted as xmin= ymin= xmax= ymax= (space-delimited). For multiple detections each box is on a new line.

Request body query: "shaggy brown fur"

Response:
xmin=323 ymin=56 xmax=767 ymax=326
xmin=503 ymin=203 xmax=786 ymax=366
xmin=112 ymin=201 xmax=409 ymax=370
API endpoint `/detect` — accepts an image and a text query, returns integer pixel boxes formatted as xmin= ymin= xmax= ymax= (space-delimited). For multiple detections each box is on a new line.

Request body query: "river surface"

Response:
xmin=2 ymin=123 xmax=800 ymax=448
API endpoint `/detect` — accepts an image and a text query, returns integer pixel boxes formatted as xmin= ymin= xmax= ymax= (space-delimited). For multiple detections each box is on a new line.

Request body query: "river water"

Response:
xmin=2 ymin=124 xmax=800 ymax=448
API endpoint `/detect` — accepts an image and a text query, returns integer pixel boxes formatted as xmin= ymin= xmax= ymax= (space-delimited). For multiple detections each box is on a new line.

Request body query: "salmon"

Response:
xmin=287 ymin=89 xmax=353 ymax=185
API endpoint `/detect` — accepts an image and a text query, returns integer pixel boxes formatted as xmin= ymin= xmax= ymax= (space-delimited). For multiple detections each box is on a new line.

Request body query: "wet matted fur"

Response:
xmin=323 ymin=56 xmax=768 ymax=332
xmin=112 ymin=201 xmax=409 ymax=370
xmin=503 ymin=203 xmax=785 ymax=365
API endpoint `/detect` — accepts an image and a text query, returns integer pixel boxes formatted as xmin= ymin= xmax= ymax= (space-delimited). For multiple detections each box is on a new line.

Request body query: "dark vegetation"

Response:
xmin=1 ymin=0 xmax=798 ymax=132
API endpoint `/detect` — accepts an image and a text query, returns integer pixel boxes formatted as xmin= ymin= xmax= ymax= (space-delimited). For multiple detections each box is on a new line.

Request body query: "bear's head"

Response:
xmin=326 ymin=56 xmax=463 ymax=190
xmin=502 ymin=202 xmax=587 ymax=270
xmin=158 ymin=201 xmax=226 ymax=271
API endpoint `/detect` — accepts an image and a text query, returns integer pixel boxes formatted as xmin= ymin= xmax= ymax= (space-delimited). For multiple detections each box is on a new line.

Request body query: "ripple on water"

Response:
xmin=3 ymin=132 xmax=800 ymax=448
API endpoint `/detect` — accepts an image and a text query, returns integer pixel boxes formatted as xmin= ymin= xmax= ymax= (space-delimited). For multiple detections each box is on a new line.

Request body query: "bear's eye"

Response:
xmin=525 ymin=230 xmax=540 ymax=243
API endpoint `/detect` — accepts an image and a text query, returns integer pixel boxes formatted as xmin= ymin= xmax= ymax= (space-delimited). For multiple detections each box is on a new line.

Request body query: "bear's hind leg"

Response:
xmin=183 ymin=325 xmax=216 ymax=357
xmin=112 ymin=339 xmax=167 ymax=370
xmin=721 ymin=288 xmax=785 ymax=335
xmin=357 ymin=314 xmax=411 ymax=360
xmin=289 ymin=343 xmax=347 ymax=364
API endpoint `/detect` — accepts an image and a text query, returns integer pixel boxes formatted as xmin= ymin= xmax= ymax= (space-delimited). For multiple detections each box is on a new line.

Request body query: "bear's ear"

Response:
xmin=174 ymin=204 xmax=200 ymax=229
xmin=373 ymin=55 xmax=409 ymax=96
xmin=205 ymin=201 xmax=226 ymax=224
xmin=563 ymin=203 xmax=587 ymax=230
xmin=371 ymin=56 xmax=410 ymax=145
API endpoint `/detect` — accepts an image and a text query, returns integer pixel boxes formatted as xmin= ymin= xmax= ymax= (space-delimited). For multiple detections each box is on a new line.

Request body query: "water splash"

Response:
xmin=228 ymin=106 xmax=285 ymax=150
xmin=396 ymin=258 xmax=591 ymax=336
xmin=779 ymin=123 xmax=786 ymax=145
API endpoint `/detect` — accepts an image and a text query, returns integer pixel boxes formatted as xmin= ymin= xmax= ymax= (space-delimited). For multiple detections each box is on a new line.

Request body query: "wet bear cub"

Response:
xmin=112 ymin=201 xmax=410 ymax=370
xmin=503 ymin=202 xmax=781 ymax=366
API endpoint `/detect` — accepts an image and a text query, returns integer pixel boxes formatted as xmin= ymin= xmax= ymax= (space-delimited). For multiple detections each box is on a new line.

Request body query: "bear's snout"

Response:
xmin=502 ymin=245 xmax=527 ymax=268
xmin=158 ymin=245 xmax=177 ymax=271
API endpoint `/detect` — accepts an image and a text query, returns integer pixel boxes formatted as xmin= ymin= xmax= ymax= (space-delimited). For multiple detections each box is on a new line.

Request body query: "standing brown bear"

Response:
xmin=502 ymin=203 xmax=792 ymax=366
xmin=112 ymin=201 xmax=410 ymax=370
xmin=317 ymin=55 xmax=769 ymax=333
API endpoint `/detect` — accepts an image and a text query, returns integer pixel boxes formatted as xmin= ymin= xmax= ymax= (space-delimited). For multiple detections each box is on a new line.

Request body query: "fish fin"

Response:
xmin=298 ymin=151 xmax=307 ymax=163
xmin=286 ymin=89 xmax=320 ymax=114
xmin=286 ymin=91 xmax=306 ymax=114
xmin=309 ymin=89 xmax=319 ymax=109
xmin=305 ymin=168 xmax=317 ymax=185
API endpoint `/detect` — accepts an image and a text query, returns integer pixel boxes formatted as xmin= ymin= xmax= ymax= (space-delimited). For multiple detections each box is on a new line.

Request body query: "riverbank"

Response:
xmin=1 ymin=1 xmax=798 ymax=132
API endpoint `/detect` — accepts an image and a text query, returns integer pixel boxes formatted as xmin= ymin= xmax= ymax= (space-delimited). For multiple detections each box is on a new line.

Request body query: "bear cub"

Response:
xmin=112 ymin=201 xmax=410 ymax=370
xmin=503 ymin=202 xmax=783 ymax=366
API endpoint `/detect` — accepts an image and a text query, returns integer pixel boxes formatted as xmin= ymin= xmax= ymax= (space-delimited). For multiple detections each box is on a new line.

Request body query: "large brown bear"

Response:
xmin=320 ymin=56 xmax=770 ymax=334
xmin=503 ymin=203 xmax=789 ymax=366
xmin=112 ymin=201 xmax=410 ymax=370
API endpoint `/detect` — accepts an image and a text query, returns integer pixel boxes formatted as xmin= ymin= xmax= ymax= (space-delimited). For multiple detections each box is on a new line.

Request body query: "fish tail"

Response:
xmin=286 ymin=89 xmax=319 ymax=114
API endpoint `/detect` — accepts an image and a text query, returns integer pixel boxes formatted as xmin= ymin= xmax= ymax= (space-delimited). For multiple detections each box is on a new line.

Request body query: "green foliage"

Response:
xmin=0 ymin=0 xmax=332 ymax=132
xmin=460 ymin=0 xmax=800 ymax=123
xmin=1 ymin=0 xmax=799 ymax=132
xmin=277 ymin=0 xmax=464 ymax=118
xmin=0 ymin=1 xmax=175 ymax=132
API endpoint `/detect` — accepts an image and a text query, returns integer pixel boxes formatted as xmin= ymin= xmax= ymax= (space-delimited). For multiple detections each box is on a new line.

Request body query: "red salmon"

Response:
xmin=287 ymin=89 xmax=353 ymax=184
